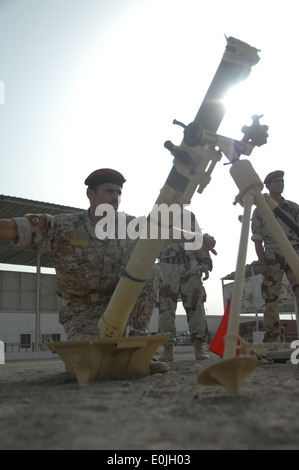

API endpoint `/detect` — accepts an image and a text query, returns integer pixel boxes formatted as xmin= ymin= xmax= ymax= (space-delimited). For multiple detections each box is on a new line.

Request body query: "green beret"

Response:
xmin=85 ymin=168 xmax=126 ymax=188
xmin=264 ymin=170 xmax=284 ymax=185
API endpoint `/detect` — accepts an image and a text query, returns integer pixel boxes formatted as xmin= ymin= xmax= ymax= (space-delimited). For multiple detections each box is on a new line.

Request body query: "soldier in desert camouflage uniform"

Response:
xmin=0 ymin=169 xmax=164 ymax=372
xmin=251 ymin=170 xmax=299 ymax=342
xmin=157 ymin=209 xmax=216 ymax=361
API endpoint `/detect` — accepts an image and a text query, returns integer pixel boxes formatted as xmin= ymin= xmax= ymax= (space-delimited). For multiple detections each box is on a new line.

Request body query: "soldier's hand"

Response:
xmin=200 ymin=267 xmax=209 ymax=281
xmin=0 ymin=219 xmax=18 ymax=241
xmin=202 ymin=233 xmax=217 ymax=255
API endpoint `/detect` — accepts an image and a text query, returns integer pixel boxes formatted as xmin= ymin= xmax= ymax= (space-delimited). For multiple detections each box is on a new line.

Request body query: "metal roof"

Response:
xmin=0 ymin=194 xmax=83 ymax=268
xmin=221 ymin=261 xmax=261 ymax=280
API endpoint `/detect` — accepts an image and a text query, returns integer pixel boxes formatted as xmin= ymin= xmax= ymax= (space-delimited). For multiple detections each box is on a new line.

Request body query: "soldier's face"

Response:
xmin=267 ymin=177 xmax=284 ymax=194
xmin=88 ymin=183 xmax=122 ymax=211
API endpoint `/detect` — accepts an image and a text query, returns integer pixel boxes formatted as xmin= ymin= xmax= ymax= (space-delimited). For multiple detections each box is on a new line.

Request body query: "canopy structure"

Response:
xmin=0 ymin=194 xmax=83 ymax=350
xmin=0 ymin=194 xmax=83 ymax=268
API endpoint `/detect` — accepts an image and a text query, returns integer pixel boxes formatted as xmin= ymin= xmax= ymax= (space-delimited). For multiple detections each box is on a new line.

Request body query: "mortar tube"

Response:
xmin=98 ymin=183 xmax=184 ymax=338
xmin=193 ymin=37 xmax=260 ymax=132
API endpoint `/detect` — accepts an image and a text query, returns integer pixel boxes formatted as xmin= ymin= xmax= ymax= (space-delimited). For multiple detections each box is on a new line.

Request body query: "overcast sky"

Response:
xmin=0 ymin=0 xmax=298 ymax=317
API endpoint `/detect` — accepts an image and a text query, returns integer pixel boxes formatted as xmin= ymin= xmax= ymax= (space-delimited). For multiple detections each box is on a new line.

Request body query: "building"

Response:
xmin=0 ymin=194 xmax=81 ymax=356
xmin=0 ymin=269 xmax=66 ymax=353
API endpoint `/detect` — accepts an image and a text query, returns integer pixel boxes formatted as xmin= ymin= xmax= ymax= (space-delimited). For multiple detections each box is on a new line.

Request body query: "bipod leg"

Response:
xmin=198 ymin=192 xmax=258 ymax=395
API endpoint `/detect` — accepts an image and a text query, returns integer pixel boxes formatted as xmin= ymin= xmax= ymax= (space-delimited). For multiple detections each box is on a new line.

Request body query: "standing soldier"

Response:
xmin=157 ymin=209 xmax=216 ymax=361
xmin=251 ymin=170 xmax=299 ymax=342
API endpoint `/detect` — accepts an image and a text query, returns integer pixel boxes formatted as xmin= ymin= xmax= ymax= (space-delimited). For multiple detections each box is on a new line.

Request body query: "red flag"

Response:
xmin=208 ymin=298 xmax=240 ymax=357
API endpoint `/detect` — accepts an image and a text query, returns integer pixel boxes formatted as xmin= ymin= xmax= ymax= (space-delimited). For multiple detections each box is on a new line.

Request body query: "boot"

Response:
xmin=159 ymin=344 xmax=174 ymax=362
xmin=149 ymin=359 xmax=169 ymax=374
xmin=194 ymin=339 xmax=210 ymax=360
xmin=263 ymin=333 xmax=280 ymax=344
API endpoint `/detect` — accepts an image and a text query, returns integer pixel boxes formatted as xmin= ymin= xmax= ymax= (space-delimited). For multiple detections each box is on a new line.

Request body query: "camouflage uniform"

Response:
xmin=12 ymin=210 xmax=160 ymax=340
xmin=251 ymin=198 xmax=299 ymax=339
xmin=157 ymin=226 xmax=211 ymax=345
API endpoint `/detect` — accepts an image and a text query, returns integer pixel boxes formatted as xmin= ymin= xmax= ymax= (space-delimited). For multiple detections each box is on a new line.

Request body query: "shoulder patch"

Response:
xmin=25 ymin=213 xmax=57 ymax=233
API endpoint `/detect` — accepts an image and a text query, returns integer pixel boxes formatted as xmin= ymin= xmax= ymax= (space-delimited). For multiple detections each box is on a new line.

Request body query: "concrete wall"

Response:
xmin=0 ymin=312 xmax=67 ymax=346
xmin=148 ymin=308 xmax=263 ymax=337
xmin=0 ymin=270 xmax=62 ymax=312
xmin=223 ymin=273 xmax=296 ymax=314
xmin=0 ymin=269 xmax=65 ymax=350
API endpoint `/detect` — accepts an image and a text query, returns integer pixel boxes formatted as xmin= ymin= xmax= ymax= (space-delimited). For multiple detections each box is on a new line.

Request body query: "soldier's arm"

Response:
xmin=172 ymin=228 xmax=217 ymax=254
xmin=200 ymin=266 xmax=210 ymax=281
xmin=0 ymin=219 xmax=18 ymax=241
xmin=201 ymin=234 xmax=217 ymax=255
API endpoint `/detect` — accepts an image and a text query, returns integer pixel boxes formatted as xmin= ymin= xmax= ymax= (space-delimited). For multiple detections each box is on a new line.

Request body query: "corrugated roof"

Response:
xmin=0 ymin=194 xmax=83 ymax=268
xmin=221 ymin=261 xmax=261 ymax=280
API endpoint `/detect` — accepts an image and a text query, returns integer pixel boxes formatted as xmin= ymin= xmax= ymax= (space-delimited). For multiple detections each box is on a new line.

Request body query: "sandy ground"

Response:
xmin=0 ymin=346 xmax=299 ymax=451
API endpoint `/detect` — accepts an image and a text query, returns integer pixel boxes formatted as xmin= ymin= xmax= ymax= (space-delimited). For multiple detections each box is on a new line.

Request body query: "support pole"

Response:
xmin=35 ymin=254 xmax=41 ymax=351
xmin=223 ymin=192 xmax=253 ymax=359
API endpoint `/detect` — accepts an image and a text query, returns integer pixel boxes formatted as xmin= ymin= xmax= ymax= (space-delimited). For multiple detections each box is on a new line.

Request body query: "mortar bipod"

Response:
xmin=198 ymin=159 xmax=299 ymax=395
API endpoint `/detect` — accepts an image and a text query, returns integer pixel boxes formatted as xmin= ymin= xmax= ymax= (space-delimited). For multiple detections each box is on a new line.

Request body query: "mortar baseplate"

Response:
xmin=47 ymin=334 xmax=169 ymax=383
xmin=197 ymin=355 xmax=259 ymax=395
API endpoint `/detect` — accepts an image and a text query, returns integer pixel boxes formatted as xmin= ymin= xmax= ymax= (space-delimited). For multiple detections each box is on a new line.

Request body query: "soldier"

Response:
xmin=157 ymin=209 xmax=216 ymax=361
xmin=0 ymin=168 xmax=165 ymax=373
xmin=251 ymin=170 xmax=299 ymax=342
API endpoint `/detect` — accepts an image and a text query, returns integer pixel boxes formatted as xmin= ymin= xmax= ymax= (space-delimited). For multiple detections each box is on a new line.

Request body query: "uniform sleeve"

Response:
xmin=292 ymin=201 xmax=299 ymax=225
xmin=196 ymin=249 xmax=213 ymax=271
xmin=251 ymin=208 xmax=263 ymax=242
xmin=12 ymin=213 xmax=58 ymax=254
xmin=287 ymin=201 xmax=299 ymax=240
xmin=12 ymin=217 xmax=32 ymax=248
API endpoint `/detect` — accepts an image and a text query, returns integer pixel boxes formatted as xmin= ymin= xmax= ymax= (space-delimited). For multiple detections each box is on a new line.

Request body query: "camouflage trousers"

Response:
xmin=158 ymin=259 xmax=208 ymax=345
xmin=59 ymin=265 xmax=161 ymax=340
xmin=262 ymin=246 xmax=299 ymax=339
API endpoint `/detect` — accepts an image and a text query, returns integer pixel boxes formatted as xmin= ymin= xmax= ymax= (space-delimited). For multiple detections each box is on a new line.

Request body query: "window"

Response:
xmin=20 ymin=334 xmax=31 ymax=348
xmin=41 ymin=333 xmax=61 ymax=343
xmin=50 ymin=334 xmax=61 ymax=342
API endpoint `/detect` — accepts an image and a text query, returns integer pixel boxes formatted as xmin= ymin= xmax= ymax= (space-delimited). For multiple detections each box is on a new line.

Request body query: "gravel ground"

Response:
xmin=0 ymin=347 xmax=299 ymax=450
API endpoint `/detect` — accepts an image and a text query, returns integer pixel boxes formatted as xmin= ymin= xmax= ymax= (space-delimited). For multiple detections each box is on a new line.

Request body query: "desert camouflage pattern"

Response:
xmin=159 ymin=209 xmax=205 ymax=260
xmin=251 ymin=198 xmax=299 ymax=249
xmin=261 ymin=246 xmax=299 ymax=339
xmin=158 ymin=244 xmax=211 ymax=345
xmin=251 ymin=198 xmax=299 ymax=339
xmin=13 ymin=210 xmax=161 ymax=339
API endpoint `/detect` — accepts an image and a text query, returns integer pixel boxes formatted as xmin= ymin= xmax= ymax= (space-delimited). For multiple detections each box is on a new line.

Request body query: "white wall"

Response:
xmin=0 ymin=312 xmax=67 ymax=345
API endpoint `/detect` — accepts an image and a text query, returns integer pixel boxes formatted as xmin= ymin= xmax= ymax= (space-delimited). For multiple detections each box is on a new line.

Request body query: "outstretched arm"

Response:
xmin=201 ymin=233 xmax=217 ymax=256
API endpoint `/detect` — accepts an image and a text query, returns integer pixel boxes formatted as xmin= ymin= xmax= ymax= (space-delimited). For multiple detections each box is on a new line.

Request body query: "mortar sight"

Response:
xmin=241 ymin=114 xmax=268 ymax=148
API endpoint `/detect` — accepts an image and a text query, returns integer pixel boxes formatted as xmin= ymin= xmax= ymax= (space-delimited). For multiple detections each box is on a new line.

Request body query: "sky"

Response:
xmin=0 ymin=0 xmax=298 ymax=318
